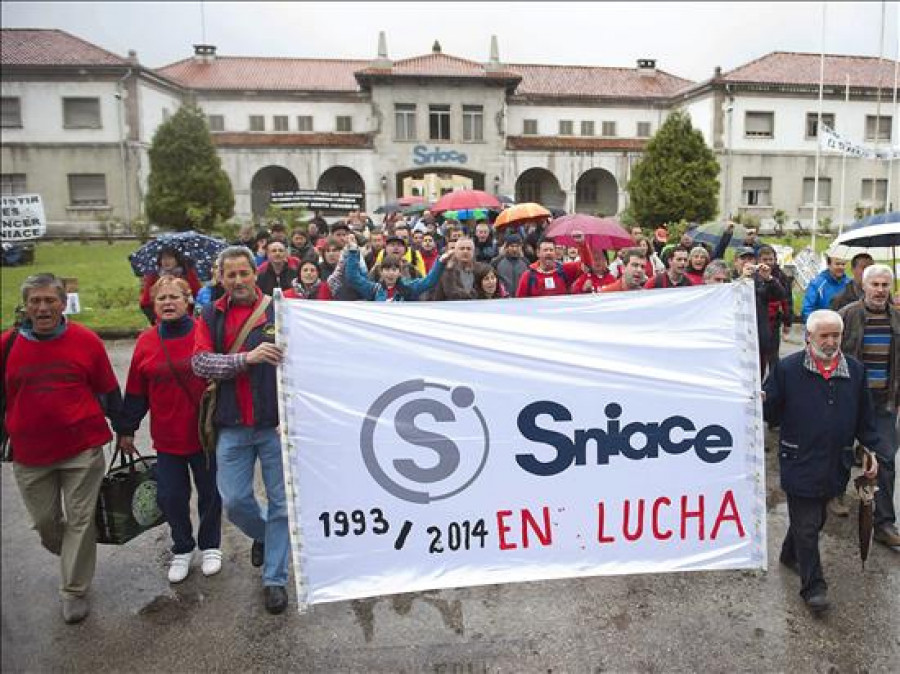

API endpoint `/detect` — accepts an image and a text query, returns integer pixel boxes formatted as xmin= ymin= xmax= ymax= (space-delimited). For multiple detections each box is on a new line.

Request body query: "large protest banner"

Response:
xmin=276 ymin=283 xmax=766 ymax=608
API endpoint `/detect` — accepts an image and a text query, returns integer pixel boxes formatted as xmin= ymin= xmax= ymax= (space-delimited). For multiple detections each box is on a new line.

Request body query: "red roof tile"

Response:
xmin=1 ymin=28 xmax=128 ymax=67
xmin=508 ymin=63 xmax=693 ymax=99
xmin=212 ymin=132 xmax=371 ymax=148
xmin=507 ymin=136 xmax=648 ymax=151
xmin=721 ymin=51 xmax=899 ymax=88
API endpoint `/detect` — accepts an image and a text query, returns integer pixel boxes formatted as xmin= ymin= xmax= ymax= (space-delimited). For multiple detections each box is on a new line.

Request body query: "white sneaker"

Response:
xmin=201 ymin=548 xmax=223 ymax=577
xmin=168 ymin=552 xmax=193 ymax=583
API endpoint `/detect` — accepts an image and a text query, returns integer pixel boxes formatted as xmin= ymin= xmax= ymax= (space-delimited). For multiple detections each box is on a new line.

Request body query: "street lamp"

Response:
xmin=493 ymin=175 xmax=500 ymax=194
xmin=380 ymin=174 xmax=388 ymax=191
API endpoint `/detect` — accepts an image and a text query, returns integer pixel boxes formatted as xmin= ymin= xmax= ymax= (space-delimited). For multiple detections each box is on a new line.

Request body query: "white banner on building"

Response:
xmin=819 ymin=125 xmax=900 ymax=161
xmin=1 ymin=194 xmax=46 ymax=242
xmin=276 ymin=284 xmax=767 ymax=608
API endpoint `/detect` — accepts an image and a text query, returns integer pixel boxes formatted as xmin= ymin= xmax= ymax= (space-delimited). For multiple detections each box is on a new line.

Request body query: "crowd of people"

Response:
xmin=1 ymin=206 xmax=897 ymax=623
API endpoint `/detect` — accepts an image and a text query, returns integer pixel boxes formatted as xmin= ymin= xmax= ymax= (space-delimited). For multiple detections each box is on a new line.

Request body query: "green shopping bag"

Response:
xmin=95 ymin=445 xmax=166 ymax=545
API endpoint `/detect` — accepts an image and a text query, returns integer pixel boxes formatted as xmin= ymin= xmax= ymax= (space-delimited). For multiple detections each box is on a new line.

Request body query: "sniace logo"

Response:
xmin=360 ymin=379 xmax=490 ymax=503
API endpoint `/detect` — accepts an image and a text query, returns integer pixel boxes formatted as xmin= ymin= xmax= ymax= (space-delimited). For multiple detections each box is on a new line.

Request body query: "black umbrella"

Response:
xmin=129 ymin=230 xmax=228 ymax=282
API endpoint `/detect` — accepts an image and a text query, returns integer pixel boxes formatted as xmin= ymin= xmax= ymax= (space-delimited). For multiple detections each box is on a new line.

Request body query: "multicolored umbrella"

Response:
xmin=128 ymin=230 xmax=227 ymax=282
xmin=685 ymin=221 xmax=749 ymax=250
xmin=441 ymin=208 xmax=490 ymax=222
xmin=544 ymin=214 xmax=634 ymax=250
xmin=494 ymin=202 xmax=552 ymax=229
xmin=432 ymin=189 xmax=502 ymax=214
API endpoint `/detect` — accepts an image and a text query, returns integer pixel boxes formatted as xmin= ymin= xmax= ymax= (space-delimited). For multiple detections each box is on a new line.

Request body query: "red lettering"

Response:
xmin=652 ymin=496 xmax=673 ymax=540
xmin=622 ymin=499 xmax=644 ymax=541
xmin=496 ymin=510 xmax=515 ymax=550
xmin=597 ymin=502 xmax=615 ymax=543
xmin=680 ymin=494 xmax=705 ymax=540
xmin=521 ymin=507 xmax=552 ymax=548
xmin=710 ymin=490 xmax=746 ymax=540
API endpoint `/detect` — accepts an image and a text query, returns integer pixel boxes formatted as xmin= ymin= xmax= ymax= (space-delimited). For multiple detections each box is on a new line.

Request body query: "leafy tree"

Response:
xmin=145 ymin=105 xmax=234 ymax=231
xmin=626 ymin=110 xmax=720 ymax=227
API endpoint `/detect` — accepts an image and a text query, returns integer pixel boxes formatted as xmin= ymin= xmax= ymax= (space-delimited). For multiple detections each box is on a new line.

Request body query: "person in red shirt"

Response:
xmin=138 ymin=247 xmax=202 ymax=324
xmin=570 ymin=237 xmax=617 ymax=294
xmin=283 ymin=260 xmax=333 ymax=300
xmin=516 ymin=239 xmax=582 ymax=298
xmin=684 ymin=246 xmax=711 ymax=286
xmin=644 ymin=246 xmax=694 ymax=289
xmin=117 ymin=276 xmax=222 ymax=584
xmin=601 ymin=248 xmax=649 ymax=292
xmin=2 ymin=273 xmax=121 ymax=624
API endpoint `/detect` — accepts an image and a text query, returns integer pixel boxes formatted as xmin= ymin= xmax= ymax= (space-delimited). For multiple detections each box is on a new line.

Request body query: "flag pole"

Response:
xmin=811 ymin=1 xmax=826 ymax=253
xmin=869 ymin=0 xmax=887 ymax=216
xmin=838 ymin=74 xmax=849 ymax=236
xmin=887 ymin=31 xmax=899 ymax=212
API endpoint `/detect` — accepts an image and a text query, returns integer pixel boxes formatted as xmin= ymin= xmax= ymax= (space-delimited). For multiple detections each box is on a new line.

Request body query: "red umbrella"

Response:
xmin=432 ymin=189 xmax=502 ymax=214
xmin=545 ymin=214 xmax=634 ymax=250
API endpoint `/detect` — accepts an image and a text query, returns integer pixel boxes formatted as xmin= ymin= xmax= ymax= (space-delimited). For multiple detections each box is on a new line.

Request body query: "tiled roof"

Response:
xmin=1 ymin=28 xmax=128 ymax=67
xmin=159 ymin=57 xmax=367 ymax=92
xmin=508 ymin=64 xmax=693 ymax=99
xmin=507 ymin=136 xmax=648 ymax=151
xmin=211 ymin=132 xmax=371 ymax=148
xmin=357 ymin=52 xmax=520 ymax=81
xmin=721 ymin=51 xmax=899 ymax=88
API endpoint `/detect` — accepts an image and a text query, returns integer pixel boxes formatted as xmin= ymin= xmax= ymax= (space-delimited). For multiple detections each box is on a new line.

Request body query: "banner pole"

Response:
xmin=811 ymin=1 xmax=826 ymax=253
xmin=869 ymin=0 xmax=887 ymax=216
xmin=838 ymin=75 xmax=849 ymax=236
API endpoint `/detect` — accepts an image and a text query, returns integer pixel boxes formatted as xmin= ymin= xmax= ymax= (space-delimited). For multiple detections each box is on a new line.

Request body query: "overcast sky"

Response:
xmin=2 ymin=1 xmax=898 ymax=82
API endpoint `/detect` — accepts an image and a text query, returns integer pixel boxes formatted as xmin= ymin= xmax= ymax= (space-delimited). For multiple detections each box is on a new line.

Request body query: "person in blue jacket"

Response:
xmin=342 ymin=236 xmax=451 ymax=301
xmin=801 ymin=255 xmax=851 ymax=323
xmin=763 ymin=309 xmax=881 ymax=614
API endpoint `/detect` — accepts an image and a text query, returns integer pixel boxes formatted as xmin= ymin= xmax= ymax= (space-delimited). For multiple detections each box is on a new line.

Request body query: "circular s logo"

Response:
xmin=360 ymin=379 xmax=490 ymax=503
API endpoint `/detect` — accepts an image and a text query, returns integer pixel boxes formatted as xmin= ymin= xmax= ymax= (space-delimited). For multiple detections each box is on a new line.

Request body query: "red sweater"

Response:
xmin=516 ymin=261 xmax=582 ymax=297
xmin=125 ymin=322 xmax=206 ymax=455
xmin=2 ymin=324 xmax=118 ymax=466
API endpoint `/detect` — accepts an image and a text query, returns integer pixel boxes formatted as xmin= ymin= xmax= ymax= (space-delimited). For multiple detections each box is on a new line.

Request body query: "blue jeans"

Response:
xmin=216 ymin=426 xmax=289 ymax=587
xmin=873 ymin=407 xmax=898 ymax=529
xmin=155 ymin=451 xmax=222 ymax=555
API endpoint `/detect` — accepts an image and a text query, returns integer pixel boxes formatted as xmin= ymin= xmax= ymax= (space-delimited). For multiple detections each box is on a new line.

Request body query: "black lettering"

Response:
xmin=516 ymin=400 xmax=576 ymax=476
xmin=658 ymin=416 xmax=696 ymax=454
xmin=693 ymin=425 xmax=733 ymax=463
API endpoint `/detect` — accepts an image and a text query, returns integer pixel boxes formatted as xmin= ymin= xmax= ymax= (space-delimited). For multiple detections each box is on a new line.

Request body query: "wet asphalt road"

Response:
xmin=2 ymin=332 xmax=898 ymax=673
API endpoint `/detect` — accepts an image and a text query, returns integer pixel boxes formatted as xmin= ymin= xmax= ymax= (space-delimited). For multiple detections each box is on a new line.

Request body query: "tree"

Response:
xmin=626 ymin=110 xmax=720 ymax=228
xmin=145 ymin=105 xmax=234 ymax=231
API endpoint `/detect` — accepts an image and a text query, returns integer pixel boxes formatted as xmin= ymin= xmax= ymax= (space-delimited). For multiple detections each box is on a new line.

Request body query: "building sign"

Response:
xmin=413 ymin=145 xmax=468 ymax=166
xmin=277 ymin=283 xmax=766 ymax=608
xmin=270 ymin=190 xmax=364 ymax=212
xmin=1 ymin=194 xmax=46 ymax=242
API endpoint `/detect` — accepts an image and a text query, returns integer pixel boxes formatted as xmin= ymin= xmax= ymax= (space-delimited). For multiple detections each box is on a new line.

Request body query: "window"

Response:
xmin=601 ymin=121 xmax=617 ymax=137
xmin=0 ymin=174 xmax=26 ymax=196
xmin=63 ymin=98 xmax=101 ymax=129
xmin=523 ymin=119 xmax=538 ymax=135
xmin=273 ymin=115 xmax=289 ymax=132
xmin=637 ymin=122 xmax=652 ymax=138
xmin=861 ymin=178 xmax=888 ymax=204
xmin=865 ymin=115 xmax=892 ymax=142
xmin=297 ymin=115 xmax=313 ymax=132
xmin=580 ymin=121 xmax=595 ymax=136
xmin=336 ymin=115 xmax=353 ymax=132
xmin=249 ymin=115 xmax=265 ymax=131
xmin=68 ymin=174 xmax=107 ymax=207
xmin=559 ymin=120 xmax=574 ymax=136
xmin=1 ymin=97 xmax=22 ymax=128
xmin=463 ymin=105 xmax=483 ymax=141
xmin=518 ymin=180 xmax=541 ymax=203
xmin=802 ymin=177 xmax=832 ymax=205
xmin=805 ymin=113 xmax=835 ymax=139
xmin=576 ymin=181 xmax=597 ymax=202
xmin=742 ymin=177 xmax=772 ymax=207
xmin=207 ymin=114 xmax=224 ymax=132
xmin=395 ymin=104 xmax=416 ymax=140
xmin=745 ymin=111 xmax=774 ymax=138
xmin=429 ymin=105 xmax=450 ymax=140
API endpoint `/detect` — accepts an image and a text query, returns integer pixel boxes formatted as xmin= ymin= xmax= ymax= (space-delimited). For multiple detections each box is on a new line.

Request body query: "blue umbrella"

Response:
xmin=685 ymin=222 xmax=748 ymax=250
xmin=129 ymin=230 xmax=227 ymax=282
xmin=842 ymin=211 xmax=900 ymax=232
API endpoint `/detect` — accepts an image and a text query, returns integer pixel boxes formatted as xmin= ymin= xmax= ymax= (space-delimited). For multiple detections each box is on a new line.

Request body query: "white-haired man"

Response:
xmin=763 ymin=309 xmax=881 ymax=613
xmin=839 ymin=264 xmax=900 ymax=547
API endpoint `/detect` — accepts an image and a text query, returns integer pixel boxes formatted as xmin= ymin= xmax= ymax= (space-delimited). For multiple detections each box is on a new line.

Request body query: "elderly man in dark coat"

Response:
xmin=763 ymin=309 xmax=881 ymax=614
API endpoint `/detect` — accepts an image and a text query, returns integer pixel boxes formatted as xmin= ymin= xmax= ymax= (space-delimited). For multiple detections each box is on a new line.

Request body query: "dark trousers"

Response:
xmin=155 ymin=451 xmax=222 ymax=555
xmin=780 ymin=494 xmax=828 ymax=600
xmin=873 ymin=407 xmax=898 ymax=528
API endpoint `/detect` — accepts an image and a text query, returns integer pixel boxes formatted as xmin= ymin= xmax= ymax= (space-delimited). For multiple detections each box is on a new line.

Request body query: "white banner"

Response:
xmin=277 ymin=284 xmax=767 ymax=607
xmin=819 ymin=125 xmax=900 ymax=161
xmin=1 ymin=194 xmax=46 ymax=242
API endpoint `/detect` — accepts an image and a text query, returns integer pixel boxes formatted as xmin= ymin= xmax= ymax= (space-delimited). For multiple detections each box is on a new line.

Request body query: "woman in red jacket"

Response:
xmin=117 ymin=276 xmax=222 ymax=583
xmin=138 ymin=247 xmax=202 ymax=324
xmin=283 ymin=260 xmax=333 ymax=300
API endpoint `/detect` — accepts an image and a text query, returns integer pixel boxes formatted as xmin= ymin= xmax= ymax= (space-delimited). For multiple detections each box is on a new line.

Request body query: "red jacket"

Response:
xmin=516 ymin=260 xmax=582 ymax=297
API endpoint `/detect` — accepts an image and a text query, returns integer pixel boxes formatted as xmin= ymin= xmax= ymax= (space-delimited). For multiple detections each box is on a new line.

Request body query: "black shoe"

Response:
xmin=804 ymin=592 xmax=830 ymax=613
xmin=264 ymin=585 xmax=288 ymax=615
xmin=251 ymin=540 xmax=264 ymax=568
xmin=779 ymin=556 xmax=799 ymax=575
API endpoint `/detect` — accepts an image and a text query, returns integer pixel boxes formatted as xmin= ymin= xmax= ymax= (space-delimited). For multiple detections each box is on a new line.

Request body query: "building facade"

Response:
xmin=2 ymin=29 xmax=897 ymax=235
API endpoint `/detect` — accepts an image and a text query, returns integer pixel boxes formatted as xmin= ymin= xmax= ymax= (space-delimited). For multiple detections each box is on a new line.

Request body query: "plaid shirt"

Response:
xmin=191 ymin=350 xmax=248 ymax=381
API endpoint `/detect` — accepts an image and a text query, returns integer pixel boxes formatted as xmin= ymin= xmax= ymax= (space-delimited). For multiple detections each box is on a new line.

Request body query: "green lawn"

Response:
xmin=2 ymin=241 xmax=146 ymax=332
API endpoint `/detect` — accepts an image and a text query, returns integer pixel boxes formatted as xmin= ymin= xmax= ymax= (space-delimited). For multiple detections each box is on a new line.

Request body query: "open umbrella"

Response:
xmin=842 ymin=211 xmax=900 ymax=233
xmin=441 ymin=208 xmax=490 ymax=222
xmin=544 ymin=214 xmax=634 ymax=250
xmin=375 ymin=196 xmax=425 ymax=215
xmin=129 ymin=230 xmax=227 ymax=282
xmin=827 ymin=221 xmax=900 ymax=290
xmin=494 ymin=202 xmax=552 ymax=229
xmin=432 ymin=189 xmax=502 ymax=214
xmin=685 ymin=221 xmax=749 ymax=250
xmin=402 ymin=201 xmax=434 ymax=216
xmin=498 ymin=194 xmax=516 ymax=205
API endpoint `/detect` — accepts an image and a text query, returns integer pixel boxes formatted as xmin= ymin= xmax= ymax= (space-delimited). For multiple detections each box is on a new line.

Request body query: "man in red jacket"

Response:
xmin=2 ymin=273 xmax=121 ymax=624
xmin=516 ymin=239 xmax=582 ymax=298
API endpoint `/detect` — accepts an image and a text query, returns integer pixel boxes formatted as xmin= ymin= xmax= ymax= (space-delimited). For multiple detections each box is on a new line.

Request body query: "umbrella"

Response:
xmin=854 ymin=447 xmax=878 ymax=570
xmin=842 ymin=211 xmax=900 ymax=232
xmin=494 ymin=202 xmax=552 ymax=229
xmin=544 ymin=214 xmax=634 ymax=250
xmin=685 ymin=221 xmax=749 ymax=250
xmin=375 ymin=198 xmax=424 ymax=215
xmin=548 ymin=207 xmax=567 ymax=218
xmin=441 ymin=208 xmax=490 ymax=222
xmin=498 ymin=194 xmax=516 ymax=205
xmin=828 ymin=221 xmax=900 ymax=290
xmin=129 ymin=230 xmax=227 ymax=282
xmin=402 ymin=202 xmax=434 ymax=216
xmin=432 ymin=189 xmax=502 ymax=214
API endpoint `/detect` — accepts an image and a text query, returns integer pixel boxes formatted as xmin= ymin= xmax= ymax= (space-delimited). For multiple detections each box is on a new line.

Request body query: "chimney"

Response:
xmin=127 ymin=49 xmax=139 ymax=65
xmin=714 ymin=66 xmax=722 ymax=79
xmin=432 ymin=40 xmax=442 ymax=54
xmin=637 ymin=58 xmax=657 ymax=76
xmin=193 ymin=44 xmax=217 ymax=64
xmin=485 ymin=34 xmax=501 ymax=72
xmin=372 ymin=30 xmax=392 ymax=68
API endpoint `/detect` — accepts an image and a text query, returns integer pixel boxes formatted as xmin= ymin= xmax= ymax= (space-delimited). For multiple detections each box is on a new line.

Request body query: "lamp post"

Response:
xmin=493 ymin=174 xmax=500 ymax=195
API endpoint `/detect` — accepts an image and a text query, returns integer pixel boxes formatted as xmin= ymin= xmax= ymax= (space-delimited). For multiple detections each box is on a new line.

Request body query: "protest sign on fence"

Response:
xmin=270 ymin=189 xmax=364 ymax=212
xmin=1 ymin=194 xmax=46 ymax=242
xmin=276 ymin=283 xmax=767 ymax=608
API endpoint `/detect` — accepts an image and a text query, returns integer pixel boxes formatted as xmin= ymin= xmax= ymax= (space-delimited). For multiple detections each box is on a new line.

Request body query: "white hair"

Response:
xmin=862 ymin=263 xmax=894 ymax=286
xmin=806 ymin=309 xmax=843 ymax=335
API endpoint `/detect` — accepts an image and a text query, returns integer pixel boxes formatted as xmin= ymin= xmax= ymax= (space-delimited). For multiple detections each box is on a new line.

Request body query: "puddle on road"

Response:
xmin=137 ymin=589 xmax=203 ymax=624
xmin=351 ymin=591 xmax=464 ymax=643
